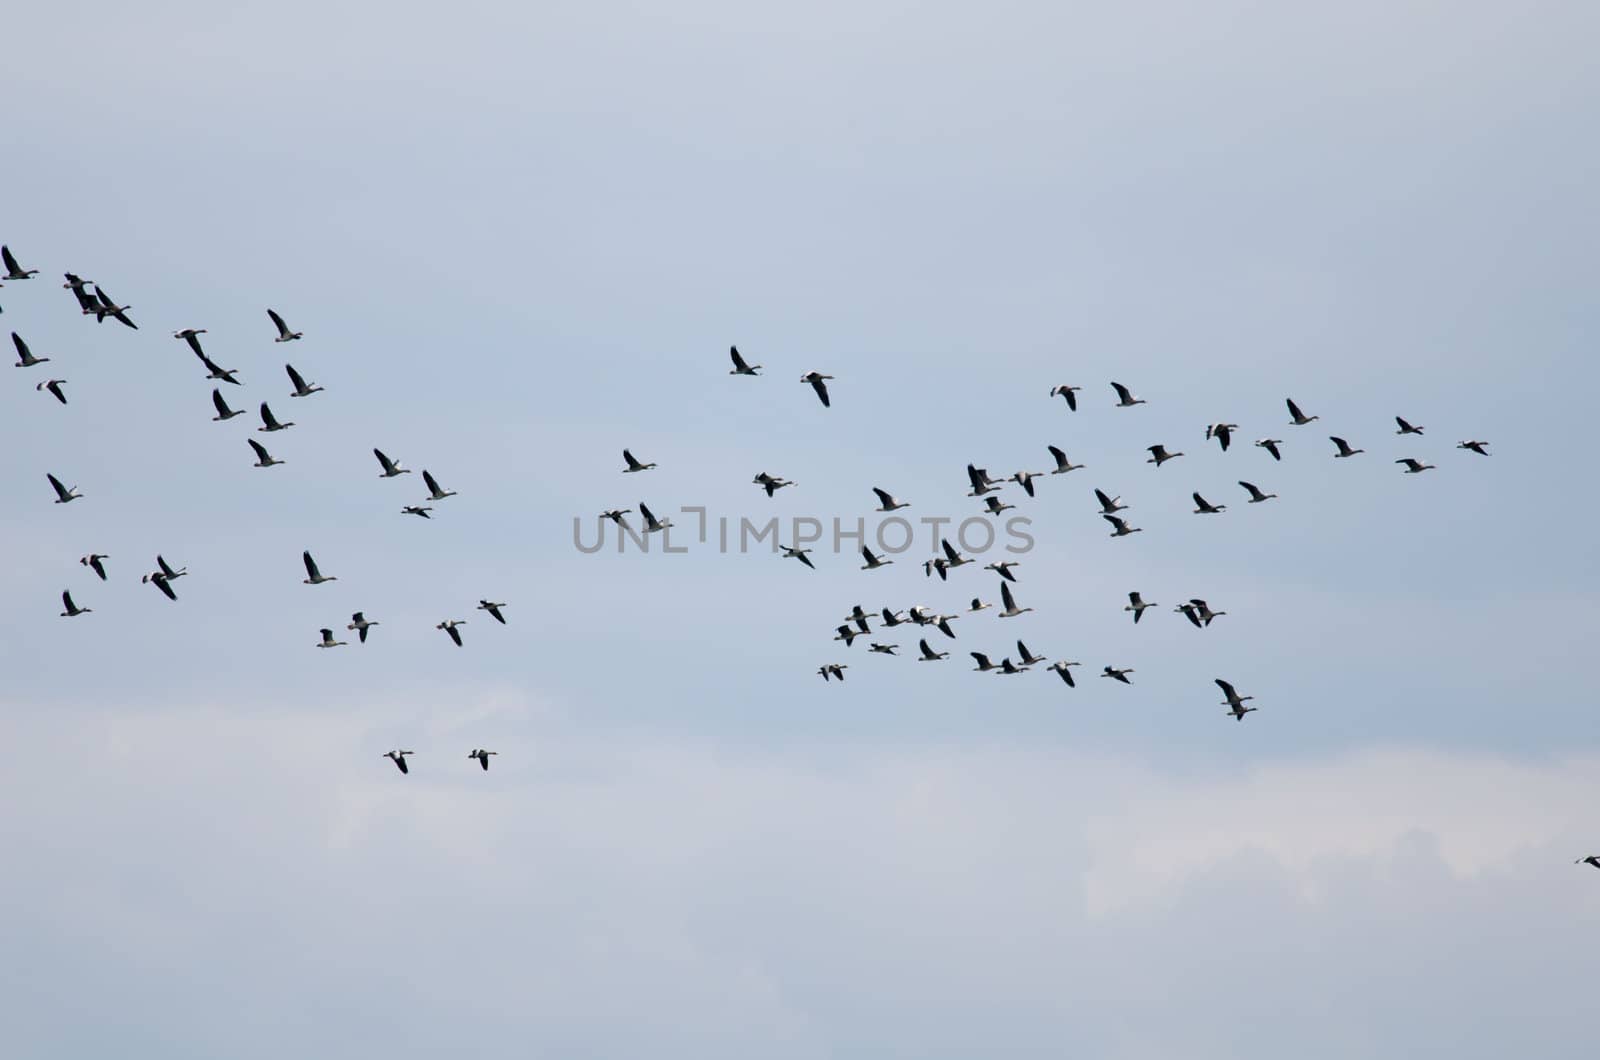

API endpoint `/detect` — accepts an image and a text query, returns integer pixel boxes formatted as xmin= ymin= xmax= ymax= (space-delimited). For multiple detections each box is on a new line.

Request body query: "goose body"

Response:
xmin=1011 ymin=471 xmax=1040 ymax=497
xmin=940 ymin=538 xmax=972 ymax=568
xmin=373 ymin=449 xmax=411 ymax=477
xmin=1206 ymin=423 xmax=1240 ymax=451
xmin=1049 ymin=384 xmax=1080 ymax=410
xmin=1255 ymin=438 xmax=1283 ymax=460
xmin=257 ymin=402 xmax=294 ymax=432
xmin=1395 ymin=416 xmax=1424 ymax=435
xmin=1190 ymin=598 xmax=1226 ymax=625
xmin=1577 ymin=856 xmax=1600 ymax=870
xmin=872 ymin=487 xmax=910 ymax=511
xmin=1396 ymin=458 xmax=1435 ymax=474
xmin=286 ymin=363 xmax=323 ymax=397
xmin=47 ymin=473 xmax=81 ymax=503
xmin=469 ymin=749 xmax=499 ymax=770
xmin=1192 ymin=492 xmax=1227 ymax=515
xmin=477 ymin=600 xmax=507 ymax=624
xmin=966 ymin=463 xmax=1001 ymax=496
xmin=1146 ymin=444 xmax=1183 ymax=467
xmin=753 ymin=471 xmax=796 ymax=496
xmin=729 ymin=346 xmax=761 ymax=375
xmin=1457 ymin=440 xmax=1491 ymax=456
xmin=1103 ymin=514 xmax=1142 ymax=537
xmin=601 ymin=508 xmax=632 ymax=525
xmin=60 ymin=590 xmax=91 ymax=617
xmin=985 ymin=561 xmax=1019 ymax=582
xmin=997 ymin=581 xmax=1033 ymax=618
xmin=80 ymin=554 xmax=109 ymax=580
xmin=918 ymin=638 xmax=949 ymax=661
xmin=302 ymin=550 xmax=336 ymax=585
xmin=36 ymin=379 xmax=67 ymax=404
xmin=193 ymin=346 xmax=240 ymax=385
xmin=983 ymin=495 xmax=1014 ymax=515
xmin=622 ymin=449 xmax=656 ymax=473
xmin=1094 ymin=489 xmax=1127 ymax=514
xmin=1329 ymin=436 xmax=1364 ymax=458
xmin=268 ymin=308 xmax=302 ymax=342
xmin=1 ymin=245 xmax=38 ymax=280
xmin=384 ymin=750 xmax=413 ymax=774
xmin=868 ymin=643 xmax=899 ymax=655
xmin=970 ymin=652 xmax=999 ymax=672
xmin=12 ymin=331 xmax=48 ymax=367
xmin=1238 ymin=480 xmax=1276 ymax=503
xmin=422 ymin=470 xmax=457 ymax=500
xmin=1110 ymin=381 xmax=1145 ymax=407
xmin=1047 ymin=445 xmax=1084 ymax=473
xmin=1101 ymin=666 xmax=1133 ymax=684
xmin=1016 ymin=641 xmax=1046 ymax=666
xmin=212 ymin=388 xmax=246 ymax=420
xmin=834 ymin=625 xmax=861 ymax=646
xmin=782 ymin=545 xmax=815 ymax=569
xmin=1125 ymin=591 xmax=1154 ymax=623
xmin=1048 ymin=660 xmax=1081 ymax=686
xmin=1175 ymin=602 xmax=1203 ymax=628
xmin=437 ymin=619 xmax=466 ymax=646
xmin=1286 ymin=398 xmax=1318 ymax=426
xmin=248 ymin=439 xmax=284 ymax=467
xmin=91 ymin=286 xmax=137 ymax=328
xmin=347 ymin=612 xmax=379 ymax=642
xmin=818 ymin=663 xmax=847 ymax=681
xmin=860 ymin=546 xmax=894 ymax=570
xmin=402 ymin=505 xmax=433 ymax=518
xmin=638 ymin=502 xmax=672 ymax=533
xmin=317 ymin=628 xmax=347 ymax=648
xmin=1216 ymin=677 xmax=1257 ymax=720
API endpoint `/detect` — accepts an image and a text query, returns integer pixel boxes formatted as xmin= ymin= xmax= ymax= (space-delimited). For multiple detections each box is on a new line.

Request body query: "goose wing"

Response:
xmin=1111 ymin=381 xmax=1133 ymax=403
xmin=13 ymin=332 xmax=31 ymax=359
xmin=259 ymin=402 xmax=278 ymax=428
xmin=1 ymin=246 xmax=18 ymax=273
xmin=1063 ymin=389 xmax=1077 ymax=411
xmin=1215 ymin=678 xmax=1238 ymax=699
xmin=941 ymin=538 xmax=961 ymax=563
xmin=268 ymin=308 xmax=290 ymax=337
xmin=154 ymin=575 xmax=177 ymax=601
xmin=302 ymin=551 xmax=320 ymax=580
xmin=623 ymin=448 xmax=641 ymax=470
xmin=729 ymin=346 xmax=750 ymax=372
xmin=374 ymin=449 xmax=398 ymax=473
xmin=248 ymin=439 xmax=271 ymax=462
xmin=1239 ymin=481 xmax=1262 ymax=500
xmin=47 ymin=473 xmax=69 ymax=500
xmin=423 ymin=469 xmax=442 ymax=494
xmin=286 ymin=363 xmax=309 ymax=390
xmin=62 ymin=590 xmax=76 ymax=612
xmin=213 ymin=389 xmax=233 ymax=416
xmin=446 ymin=625 xmax=462 ymax=646
xmin=1095 ymin=488 xmax=1114 ymax=510
xmin=1048 ymin=444 xmax=1067 ymax=468
xmin=796 ymin=551 xmax=814 ymax=569
xmin=1000 ymin=582 xmax=1017 ymax=610
xmin=1287 ymin=397 xmax=1305 ymax=420
xmin=872 ymin=487 xmax=895 ymax=508
xmin=809 ymin=375 xmax=830 ymax=407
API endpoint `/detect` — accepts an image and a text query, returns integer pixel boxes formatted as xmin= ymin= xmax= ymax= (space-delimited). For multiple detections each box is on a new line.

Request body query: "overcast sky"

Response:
xmin=4 ymin=1 xmax=1598 ymax=1056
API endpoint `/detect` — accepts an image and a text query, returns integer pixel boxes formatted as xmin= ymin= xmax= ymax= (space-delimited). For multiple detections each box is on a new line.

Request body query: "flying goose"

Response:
xmin=1576 ymin=856 xmax=1600 ymax=870
xmin=1190 ymin=598 xmax=1226 ymax=625
xmin=933 ymin=614 xmax=959 ymax=639
xmin=384 ymin=750 xmax=414 ymax=774
xmin=190 ymin=342 xmax=240 ymax=384
xmin=1011 ymin=470 xmax=1041 ymax=497
xmin=1016 ymin=641 xmax=1046 ymax=666
xmin=402 ymin=505 xmax=433 ymax=519
xmin=212 ymin=388 xmax=246 ymax=420
xmin=985 ymin=561 xmax=1019 ymax=583
xmin=967 ymin=597 xmax=992 ymax=613
xmin=1101 ymin=666 xmax=1134 ymax=684
xmin=285 ymin=364 xmax=323 ymax=397
xmin=1125 ymin=591 xmax=1155 ymax=623
xmin=302 ymin=551 xmax=337 ymax=585
xmin=1286 ymin=398 xmax=1318 ymax=425
xmin=317 ymin=628 xmax=347 ymax=648
xmin=970 ymin=652 xmax=1000 ymax=672
xmin=1395 ymin=416 xmax=1424 ymax=435
xmin=12 ymin=332 xmax=48 ymax=367
xmin=91 ymin=286 xmax=137 ymax=329
xmin=868 ymin=643 xmax=899 ymax=655
xmin=917 ymin=638 xmax=949 ymax=661
xmin=1192 ymin=492 xmax=1227 ymax=515
xmin=782 ymin=544 xmax=816 ymax=569
xmin=941 ymin=538 xmax=972 ymax=568
xmin=173 ymin=328 xmax=207 ymax=355
xmin=437 ymin=619 xmax=466 ymax=646
xmin=477 ymin=600 xmax=508 ymax=624
xmin=63 ymin=273 xmax=98 ymax=313
xmin=1048 ymin=660 xmax=1081 ymax=686
xmin=997 ymin=581 xmax=1033 ymax=618
xmin=729 ymin=346 xmax=761 ymax=375
xmin=834 ymin=625 xmax=862 ymax=647
xmin=879 ymin=607 xmax=910 ymax=627
xmin=1216 ymin=678 xmax=1256 ymax=720
xmin=268 ymin=308 xmax=302 ymax=342
xmin=1 ymin=246 xmax=37 ymax=280
xmin=257 ymin=402 xmax=294 ymax=432
xmin=1175 ymin=602 xmax=1203 ymax=628
xmin=1094 ymin=488 xmax=1128 ymax=514
xmin=1049 ymin=384 xmax=1081 ymax=410
xmin=36 ymin=379 xmax=67 ymax=404
xmin=1206 ymin=423 xmax=1239 ymax=451
xmin=1103 ymin=514 xmax=1142 ymax=537
xmin=639 ymin=503 xmax=672 ymax=533
xmin=923 ymin=556 xmax=949 ymax=581
xmin=753 ymin=471 xmax=796 ymax=496
xmin=1047 ymin=445 xmax=1084 ymax=473
xmin=47 ymin=473 xmax=81 ymax=503
xmin=800 ymin=371 xmax=833 ymax=407
xmin=1110 ymin=381 xmax=1145 ymax=407
xmin=373 ymin=449 xmax=410 ymax=477
xmin=601 ymin=508 xmax=632 ymax=525
xmin=860 ymin=546 xmax=894 ymax=570
xmin=846 ymin=605 xmax=874 ymax=633
xmin=347 ymin=612 xmax=379 ymax=642
xmin=622 ymin=449 xmax=656 ymax=473
xmin=80 ymin=554 xmax=108 ymax=580
xmin=1146 ymin=444 xmax=1183 ymax=467
xmin=1457 ymin=440 xmax=1491 ymax=456
xmin=872 ymin=487 xmax=910 ymax=511
xmin=1329 ymin=436 xmax=1364 ymax=458
xmin=1238 ymin=481 xmax=1276 ymax=503
xmin=995 ymin=658 xmax=1030 ymax=675
xmin=818 ymin=663 xmax=847 ymax=681
xmin=469 ymin=749 xmax=499 ymax=770
xmin=907 ymin=606 xmax=936 ymax=625
xmin=422 ymin=470 xmax=457 ymax=500
xmin=146 ymin=573 xmax=178 ymax=601
xmin=248 ymin=439 xmax=284 ymax=468
xmin=1396 ymin=458 xmax=1435 ymax=474
xmin=142 ymin=556 xmax=186 ymax=601
xmin=967 ymin=463 xmax=1001 ymax=496
xmin=983 ymin=495 xmax=1014 ymax=515
xmin=1255 ymin=438 xmax=1283 ymax=460
xmin=60 ymin=590 xmax=91 ymax=617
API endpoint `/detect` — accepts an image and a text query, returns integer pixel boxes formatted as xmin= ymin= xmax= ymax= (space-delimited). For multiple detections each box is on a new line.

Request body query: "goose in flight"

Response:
xmin=64 ymin=273 xmax=98 ymax=313
xmin=173 ymin=328 xmax=207 ymax=355
xmin=36 ymin=379 xmax=67 ymax=404
xmin=80 ymin=554 xmax=109 ymax=580
xmin=1125 ymin=591 xmax=1155 ymax=623
xmin=212 ymin=389 xmax=246 ymax=420
xmin=1048 ymin=660 xmax=1081 ymax=686
xmin=868 ymin=643 xmax=899 ymax=655
xmin=347 ymin=612 xmax=379 ymax=642
xmin=91 ymin=286 xmax=137 ymax=329
xmin=12 ymin=331 xmax=48 ymax=367
xmin=317 ymin=628 xmax=347 ymax=648
xmin=860 ymin=546 xmax=894 ymax=570
xmin=753 ymin=471 xmax=796 ymax=496
xmin=47 ymin=473 xmax=81 ymax=503
xmin=1458 ymin=440 xmax=1491 ymax=456
xmin=1103 ymin=514 xmax=1142 ymax=537
xmin=846 ymin=605 xmax=874 ymax=633
xmin=1205 ymin=423 xmax=1239 ymax=451
xmin=286 ymin=364 xmax=323 ymax=397
xmin=817 ymin=663 xmax=847 ymax=681
xmin=1190 ymin=598 xmax=1226 ymax=625
xmin=967 ymin=598 xmax=992 ymax=613
xmin=933 ymin=614 xmax=959 ymax=639
xmin=1238 ymin=481 xmax=1277 ymax=503
xmin=1101 ymin=666 xmax=1134 ymax=684
xmin=1395 ymin=416 xmax=1424 ymax=435
xmin=1146 ymin=444 xmax=1183 ymax=467
xmin=1175 ymin=602 xmax=1203 ymax=628
xmin=923 ymin=556 xmax=949 ymax=581
xmin=941 ymin=538 xmax=973 ymax=569
xmin=268 ymin=308 xmax=302 ymax=342
xmin=970 ymin=652 xmax=1000 ymax=672
xmin=60 ymin=590 xmax=91 ymax=617
xmin=1047 ymin=445 xmax=1084 ymax=474
xmin=146 ymin=574 xmax=178 ymax=601
xmin=1049 ymin=384 xmax=1081 ymax=410
xmin=437 ymin=619 xmax=466 ymax=646
xmin=469 ymin=749 xmax=499 ymax=770
xmin=995 ymin=658 xmax=1030 ymax=675
xmin=1329 ymin=436 xmax=1364 ymax=458
xmin=1094 ymin=489 xmax=1128 ymax=515
xmin=728 ymin=346 xmax=761 ymax=375
xmin=384 ymin=750 xmax=414 ymax=774
xmin=248 ymin=439 xmax=284 ymax=468
xmin=373 ymin=449 xmax=410 ymax=477
xmin=142 ymin=556 xmax=186 ymax=601
xmin=402 ymin=505 xmax=433 ymax=519
xmin=477 ymin=600 xmax=508 ymax=624
xmin=1286 ymin=398 xmax=1318 ymax=426
xmin=639 ymin=502 xmax=672 ymax=533
xmin=257 ymin=402 xmax=294 ymax=432
xmin=917 ymin=638 xmax=949 ymax=661
xmin=183 ymin=337 xmax=239 ymax=384
xmin=1255 ymin=438 xmax=1283 ymax=461
xmin=422 ymin=470 xmax=457 ymax=500
xmin=1396 ymin=458 xmax=1436 ymax=474
xmin=301 ymin=551 xmax=337 ymax=585
xmin=1110 ymin=381 xmax=1145 ymax=407
xmin=1009 ymin=470 xmax=1042 ymax=498
xmin=800 ymin=371 xmax=833 ymax=407
xmin=782 ymin=544 xmax=816 ymax=569
xmin=879 ymin=608 xmax=910 ymax=627
xmin=1192 ymin=492 xmax=1226 ymax=515
xmin=983 ymin=495 xmax=1015 ymax=515
xmin=967 ymin=463 xmax=1001 ymax=496
xmin=601 ymin=508 xmax=632 ymax=526
xmin=907 ymin=606 xmax=937 ymax=626
xmin=1016 ymin=641 xmax=1046 ymax=666
xmin=1576 ymin=856 xmax=1600 ymax=870
xmin=834 ymin=625 xmax=862 ymax=647
xmin=997 ymin=581 xmax=1033 ymax=618
xmin=622 ymin=448 xmax=656 ymax=473
xmin=1216 ymin=678 xmax=1256 ymax=720
xmin=1 ymin=245 xmax=38 ymax=280
xmin=872 ymin=487 xmax=910 ymax=512
xmin=985 ymin=561 xmax=1019 ymax=583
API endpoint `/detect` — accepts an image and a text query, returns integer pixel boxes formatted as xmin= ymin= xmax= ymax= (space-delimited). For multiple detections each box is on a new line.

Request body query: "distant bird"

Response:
xmin=63 ymin=273 xmax=98 ymax=313
xmin=1458 ymin=440 xmax=1491 ymax=456
xmin=879 ymin=607 xmax=910 ymax=627
xmin=868 ymin=643 xmax=899 ymax=655
xmin=1016 ymin=641 xmax=1046 ymax=666
xmin=1395 ymin=416 xmax=1424 ymax=435
xmin=146 ymin=574 xmax=178 ymax=601
xmin=1104 ymin=514 xmax=1142 ymax=537
xmin=60 ymin=590 xmax=91 ymax=618
xmin=970 ymin=652 xmax=1000 ymax=672
xmin=12 ymin=331 xmax=48 ymax=367
xmin=818 ymin=663 xmax=847 ymax=681
xmin=373 ymin=449 xmax=410 ymax=477
xmin=1190 ymin=598 xmax=1226 ymax=625
xmin=257 ymin=402 xmax=294 ymax=432
xmin=933 ymin=614 xmax=959 ymax=639
xmin=212 ymin=388 xmax=246 ymax=420
xmin=1047 ymin=445 xmax=1084 ymax=474
xmin=782 ymin=544 xmax=816 ymax=570
xmin=317 ymin=628 xmax=347 ymax=648
xmin=91 ymin=286 xmax=137 ymax=329
xmin=286 ymin=364 xmax=323 ymax=397
xmin=1206 ymin=423 xmax=1239 ymax=451
xmin=985 ymin=561 xmax=1019 ymax=582
xmin=918 ymin=638 xmax=949 ymax=661
xmin=142 ymin=555 xmax=186 ymax=601
xmin=187 ymin=339 xmax=240 ymax=384
xmin=80 ymin=554 xmax=109 ymax=580
xmin=1094 ymin=488 xmax=1128 ymax=514
xmin=402 ymin=505 xmax=433 ymax=519
xmin=907 ymin=606 xmax=937 ymax=626
xmin=268 ymin=308 xmax=302 ymax=342
xmin=1255 ymin=438 xmax=1284 ymax=460
xmin=1286 ymin=398 xmax=1318 ymax=426
xmin=1576 ymin=856 xmax=1600 ymax=870
xmin=846 ymin=605 xmax=874 ymax=632
xmin=347 ymin=612 xmax=379 ymax=642
xmin=967 ymin=598 xmax=992 ymax=613
xmin=477 ymin=600 xmax=507 ymax=624
xmin=860 ymin=546 xmax=894 ymax=570
xmin=729 ymin=346 xmax=761 ymax=375
xmin=1396 ymin=458 xmax=1436 ymax=474
xmin=173 ymin=328 xmax=208 ymax=355
xmin=622 ymin=449 xmax=656 ymax=473
xmin=601 ymin=508 xmax=632 ymax=526
xmin=1110 ymin=381 xmax=1146 ymax=407
xmin=384 ymin=750 xmax=414 ymax=774
xmin=1175 ymin=602 xmax=1203 ymax=628
xmin=47 ymin=473 xmax=81 ymax=503
xmin=1192 ymin=492 xmax=1227 ymax=515
xmin=873 ymin=487 xmax=910 ymax=512
xmin=983 ymin=495 xmax=1014 ymax=515
xmin=36 ymin=379 xmax=67 ymax=404
xmin=834 ymin=625 xmax=861 ymax=647
xmin=1216 ymin=678 xmax=1256 ymax=721
xmin=302 ymin=551 xmax=337 ymax=585
xmin=437 ymin=620 xmax=466 ymax=646
xmin=997 ymin=581 xmax=1033 ymax=618
xmin=1010 ymin=470 xmax=1041 ymax=497
xmin=1125 ymin=592 xmax=1155 ymax=623
xmin=248 ymin=439 xmax=284 ymax=468
xmin=995 ymin=658 xmax=1030 ymax=675
xmin=1048 ymin=660 xmax=1081 ymax=686
xmin=1329 ymin=436 xmax=1364 ymax=458
xmin=1101 ymin=666 xmax=1134 ymax=684
xmin=941 ymin=538 xmax=972 ymax=569
xmin=1238 ymin=481 xmax=1277 ymax=503
xmin=1146 ymin=444 xmax=1183 ymax=467
xmin=1049 ymin=384 xmax=1081 ymax=410
xmin=639 ymin=502 xmax=672 ymax=533
xmin=469 ymin=749 xmax=498 ymax=770
xmin=422 ymin=470 xmax=457 ymax=500
xmin=753 ymin=471 xmax=796 ymax=496
xmin=1 ymin=246 xmax=38 ymax=280
xmin=967 ymin=463 xmax=1001 ymax=496
xmin=923 ymin=557 xmax=949 ymax=581
xmin=800 ymin=371 xmax=833 ymax=407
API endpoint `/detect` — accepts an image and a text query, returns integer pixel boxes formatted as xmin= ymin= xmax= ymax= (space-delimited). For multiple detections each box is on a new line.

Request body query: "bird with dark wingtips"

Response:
xmin=800 ymin=371 xmax=833 ymax=407
xmin=817 ymin=663 xmax=847 ymax=681
xmin=918 ymin=638 xmax=949 ymax=661
xmin=1110 ymin=381 xmax=1145 ymax=407
xmin=373 ymin=449 xmax=411 ymax=477
xmin=1239 ymin=481 xmax=1277 ymax=503
xmin=869 ymin=643 xmax=899 ymax=655
xmin=1011 ymin=470 xmax=1041 ymax=497
xmin=1255 ymin=438 xmax=1283 ymax=460
xmin=60 ymin=590 xmax=91 ymax=617
xmin=1330 ymin=436 xmax=1364 ymax=458
xmin=347 ymin=612 xmax=379 ymax=642
xmin=1125 ymin=592 xmax=1155 ymax=623
xmin=91 ymin=286 xmax=137 ymax=329
xmin=477 ymin=600 xmax=508 ymax=624
xmin=213 ymin=389 xmax=246 ymax=421
xmin=47 ymin=473 xmax=81 ymax=504
xmin=1016 ymin=641 xmax=1046 ymax=666
xmin=622 ymin=448 xmax=656 ymax=473
xmin=860 ymin=546 xmax=893 ymax=571
xmin=1146 ymin=444 xmax=1183 ymax=467
xmin=1175 ymin=602 xmax=1203 ymax=628
xmin=997 ymin=581 xmax=1033 ymax=618
xmin=1286 ymin=398 xmax=1318 ymax=426
xmin=1396 ymin=458 xmax=1435 ymax=474
xmin=2 ymin=246 xmax=38 ymax=280
xmin=268 ymin=308 xmax=302 ymax=342
xmin=36 ymin=379 xmax=67 ymax=404
xmin=1577 ymin=856 xmax=1600 ymax=870
xmin=834 ymin=625 xmax=861 ymax=647
xmin=173 ymin=328 xmax=208 ymax=355
xmin=1047 ymin=445 xmax=1084 ymax=474
xmin=402 ymin=506 xmax=432 ymax=519
xmin=257 ymin=402 xmax=294 ymax=432
xmin=1216 ymin=678 xmax=1256 ymax=721
xmin=12 ymin=331 xmax=48 ymax=367
xmin=1395 ymin=416 xmax=1424 ymax=436
xmin=1050 ymin=384 xmax=1081 ymax=410
xmin=966 ymin=463 xmax=1001 ymax=497
xmin=729 ymin=346 xmax=761 ymax=375
xmin=384 ymin=750 xmax=413 ymax=774
xmin=638 ymin=502 xmax=671 ymax=533
xmin=983 ymin=495 xmax=1014 ymax=515
xmin=302 ymin=550 xmax=337 ymax=585
xmin=80 ymin=554 xmax=109 ymax=580
xmin=754 ymin=471 xmax=796 ymax=497
xmin=286 ymin=364 xmax=323 ymax=397
xmin=1192 ymin=492 xmax=1226 ymax=515
xmin=1094 ymin=489 xmax=1128 ymax=515
xmin=783 ymin=544 xmax=815 ymax=570
xmin=1101 ymin=666 xmax=1134 ymax=684
xmin=970 ymin=652 xmax=1000 ymax=672
xmin=437 ymin=619 xmax=467 ymax=646
xmin=985 ymin=561 xmax=1019 ymax=583
xmin=1206 ymin=422 xmax=1239 ymax=451
xmin=248 ymin=439 xmax=284 ymax=468
xmin=64 ymin=273 xmax=98 ymax=313
xmin=1104 ymin=514 xmax=1142 ymax=537
xmin=1190 ymin=598 xmax=1226 ymax=625
xmin=1458 ymin=440 xmax=1491 ymax=456
xmin=1049 ymin=660 xmax=1081 ymax=686
xmin=469 ymin=749 xmax=498 ymax=770
xmin=317 ymin=628 xmax=347 ymax=648
xmin=422 ymin=470 xmax=457 ymax=500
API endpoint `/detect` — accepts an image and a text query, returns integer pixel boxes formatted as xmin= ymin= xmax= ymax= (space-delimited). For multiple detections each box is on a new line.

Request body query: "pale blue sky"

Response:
xmin=3 ymin=2 xmax=1598 ymax=1056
